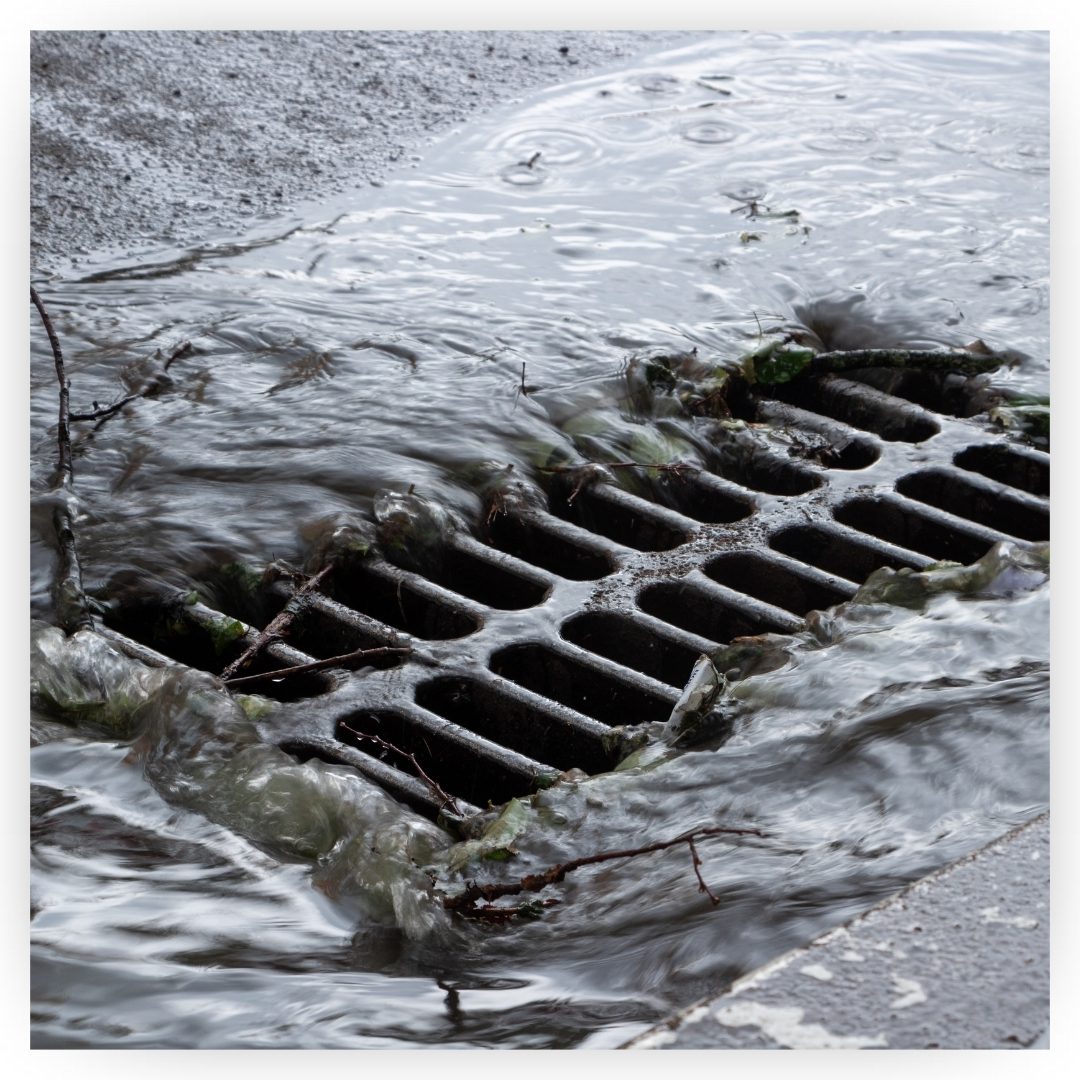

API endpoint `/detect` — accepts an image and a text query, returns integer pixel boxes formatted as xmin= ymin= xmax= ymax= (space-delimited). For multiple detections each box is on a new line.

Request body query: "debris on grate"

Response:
xmin=99 ymin=353 xmax=1050 ymax=821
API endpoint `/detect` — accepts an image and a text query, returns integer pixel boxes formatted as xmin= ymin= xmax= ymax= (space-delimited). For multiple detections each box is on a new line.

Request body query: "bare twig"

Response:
xmin=69 ymin=341 xmax=194 ymax=425
xmin=31 ymin=286 xmax=93 ymax=633
xmin=443 ymin=824 xmax=766 ymax=916
xmin=340 ymin=723 xmax=463 ymax=817
xmin=219 ymin=562 xmax=334 ymax=680
xmin=223 ymin=645 xmax=411 ymax=688
xmin=688 ymin=836 xmax=721 ymax=906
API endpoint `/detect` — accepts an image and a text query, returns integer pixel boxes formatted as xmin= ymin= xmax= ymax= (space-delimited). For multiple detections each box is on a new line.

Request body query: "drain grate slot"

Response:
xmin=325 ymin=561 xmax=480 ymax=640
xmin=551 ymin=484 xmax=693 ymax=552
xmin=279 ymin=734 xmax=478 ymax=822
xmin=484 ymin=512 xmax=615 ymax=580
xmin=834 ymin=495 xmax=1000 ymax=565
xmin=752 ymin=399 xmax=881 ymax=470
xmin=415 ymin=676 xmax=620 ymax=775
xmin=954 ymin=444 xmax=1050 ymax=498
xmin=713 ymin=449 xmax=822 ymax=496
xmin=637 ymin=579 xmax=795 ymax=644
xmin=490 ymin=643 xmax=676 ymax=727
xmin=103 ymin=594 xmax=334 ymax=700
xmin=335 ymin=710 xmax=552 ymax=810
xmin=842 ymin=368 xmax=994 ymax=418
xmin=655 ymin=471 xmax=755 ymax=525
xmin=560 ymin=611 xmax=703 ymax=689
xmin=765 ymin=376 xmax=940 ymax=442
xmin=415 ymin=535 xmax=551 ymax=610
xmin=283 ymin=598 xmax=408 ymax=667
xmin=895 ymin=468 xmax=1049 ymax=542
xmin=705 ymin=552 xmax=856 ymax=616
xmin=769 ymin=523 xmax=926 ymax=584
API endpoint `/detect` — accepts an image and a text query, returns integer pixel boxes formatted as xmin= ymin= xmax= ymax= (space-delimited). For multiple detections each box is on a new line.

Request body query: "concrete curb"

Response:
xmin=624 ymin=812 xmax=1049 ymax=1049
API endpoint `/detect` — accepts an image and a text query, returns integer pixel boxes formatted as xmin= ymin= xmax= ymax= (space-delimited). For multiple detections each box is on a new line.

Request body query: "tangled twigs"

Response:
xmin=443 ymin=824 xmax=766 ymax=917
xmin=32 ymin=286 xmax=93 ymax=633
xmin=339 ymin=723 xmax=463 ymax=817
xmin=69 ymin=341 xmax=194 ymax=426
xmin=219 ymin=562 xmax=334 ymax=681
xmin=223 ymin=645 xmax=412 ymax=689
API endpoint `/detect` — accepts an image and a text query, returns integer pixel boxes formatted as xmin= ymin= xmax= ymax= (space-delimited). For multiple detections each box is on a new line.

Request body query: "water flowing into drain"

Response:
xmin=31 ymin=31 xmax=1049 ymax=1049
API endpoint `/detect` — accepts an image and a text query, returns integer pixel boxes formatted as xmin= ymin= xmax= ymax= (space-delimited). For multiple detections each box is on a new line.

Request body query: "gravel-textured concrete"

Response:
xmin=30 ymin=29 xmax=692 ymax=271
xmin=624 ymin=812 xmax=1051 ymax=1050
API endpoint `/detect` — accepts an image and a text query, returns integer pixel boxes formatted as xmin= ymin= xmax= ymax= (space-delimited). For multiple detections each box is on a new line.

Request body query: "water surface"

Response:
xmin=30 ymin=31 xmax=1049 ymax=1049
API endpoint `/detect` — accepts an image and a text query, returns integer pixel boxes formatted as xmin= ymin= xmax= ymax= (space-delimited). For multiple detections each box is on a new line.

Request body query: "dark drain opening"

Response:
xmin=637 ymin=580 xmax=791 ymax=644
xmin=895 ymin=469 xmax=1049 ymax=542
xmin=842 ymin=368 xmax=994 ymax=418
xmin=334 ymin=712 xmax=533 ymax=810
xmin=326 ymin=564 xmax=479 ymax=640
xmin=659 ymin=474 xmax=756 ymax=525
xmin=834 ymin=497 xmax=997 ymax=564
xmin=284 ymin=604 xmax=406 ymax=667
xmin=954 ymin=444 xmax=1050 ymax=498
xmin=765 ymin=376 xmax=941 ymax=442
xmin=550 ymin=485 xmax=691 ymax=552
xmin=490 ymin=643 xmax=675 ymax=727
xmin=414 ymin=543 xmax=549 ymax=610
xmin=560 ymin=611 xmax=701 ymax=689
xmin=484 ymin=513 xmax=614 ymax=581
xmin=102 ymin=601 xmax=332 ymax=701
xmin=769 ymin=524 xmax=923 ymax=584
xmin=745 ymin=398 xmax=881 ymax=470
xmin=705 ymin=552 xmax=855 ymax=616
xmin=810 ymin=436 xmax=880 ymax=471
xmin=415 ymin=677 xmax=620 ymax=774
xmin=712 ymin=452 xmax=821 ymax=497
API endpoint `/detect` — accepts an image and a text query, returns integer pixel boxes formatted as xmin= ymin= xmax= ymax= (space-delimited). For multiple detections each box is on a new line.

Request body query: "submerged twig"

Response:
xmin=69 ymin=341 xmax=194 ymax=426
xmin=219 ymin=562 xmax=334 ymax=681
xmin=688 ymin=836 xmax=721 ymax=906
xmin=340 ymin=723 xmax=463 ymax=817
xmin=443 ymin=824 xmax=766 ymax=916
xmin=32 ymin=286 xmax=93 ymax=633
xmin=223 ymin=645 xmax=411 ymax=688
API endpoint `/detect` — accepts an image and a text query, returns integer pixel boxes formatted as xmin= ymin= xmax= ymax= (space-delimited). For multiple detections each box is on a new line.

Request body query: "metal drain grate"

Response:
xmin=99 ymin=366 xmax=1050 ymax=825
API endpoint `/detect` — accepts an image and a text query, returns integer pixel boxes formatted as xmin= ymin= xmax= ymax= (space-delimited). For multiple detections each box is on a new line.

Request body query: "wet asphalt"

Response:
xmin=30 ymin=29 xmax=692 ymax=271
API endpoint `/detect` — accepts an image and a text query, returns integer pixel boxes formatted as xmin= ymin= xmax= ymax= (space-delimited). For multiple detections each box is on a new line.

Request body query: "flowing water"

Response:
xmin=30 ymin=31 xmax=1049 ymax=1049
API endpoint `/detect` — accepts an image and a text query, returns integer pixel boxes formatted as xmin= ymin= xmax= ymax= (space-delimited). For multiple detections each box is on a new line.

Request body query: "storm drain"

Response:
xmin=99 ymin=366 xmax=1049 ymax=826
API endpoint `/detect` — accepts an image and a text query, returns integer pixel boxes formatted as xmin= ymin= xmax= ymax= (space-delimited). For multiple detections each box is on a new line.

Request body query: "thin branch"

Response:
xmin=443 ymin=824 xmax=766 ymax=915
xmin=31 ymin=286 xmax=93 ymax=633
xmin=223 ymin=645 xmax=411 ymax=688
xmin=340 ymin=723 xmax=463 ymax=817
xmin=688 ymin=836 xmax=721 ymax=906
xmin=69 ymin=341 xmax=194 ymax=425
xmin=219 ymin=562 xmax=334 ymax=681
